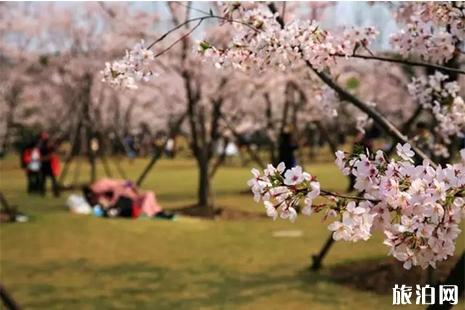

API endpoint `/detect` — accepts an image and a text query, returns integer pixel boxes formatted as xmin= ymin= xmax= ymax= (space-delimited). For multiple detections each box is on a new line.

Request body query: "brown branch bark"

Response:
xmin=220 ymin=113 xmax=266 ymax=169
xmin=309 ymin=67 xmax=436 ymax=167
xmin=136 ymin=112 xmax=187 ymax=186
xmin=335 ymin=53 xmax=465 ymax=75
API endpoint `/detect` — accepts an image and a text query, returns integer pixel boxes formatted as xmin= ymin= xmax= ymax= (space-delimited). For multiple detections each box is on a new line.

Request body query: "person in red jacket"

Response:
xmin=21 ymin=140 xmax=43 ymax=194
xmin=38 ymin=132 xmax=60 ymax=197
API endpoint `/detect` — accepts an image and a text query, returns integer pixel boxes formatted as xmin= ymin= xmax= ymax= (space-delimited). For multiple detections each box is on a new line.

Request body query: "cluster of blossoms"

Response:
xmin=200 ymin=5 xmax=378 ymax=72
xmin=101 ymin=40 xmax=155 ymax=90
xmin=408 ymin=71 xmax=465 ymax=145
xmin=249 ymin=143 xmax=465 ymax=269
xmin=247 ymin=163 xmax=321 ymax=222
xmin=390 ymin=2 xmax=465 ymax=63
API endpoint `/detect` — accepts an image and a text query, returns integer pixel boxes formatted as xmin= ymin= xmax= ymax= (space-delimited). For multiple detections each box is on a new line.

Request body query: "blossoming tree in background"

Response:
xmin=103 ymin=1 xmax=465 ymax=273
xmin=1 ymin=3 xmax=177 ymax=182
xmin=105 ymin=3 xmax=265 ymax=213
xmin=228 ymin=2 xmax=465 ymax=271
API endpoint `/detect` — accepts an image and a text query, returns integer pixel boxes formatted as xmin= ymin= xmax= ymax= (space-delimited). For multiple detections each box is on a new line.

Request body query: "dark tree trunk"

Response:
xmin=136 ymin=112 xmax=186 ymax=187
xmin=0 ymin=283 xmax=21 ymax=310
xmin=311 ymin=234 xmax=335 ymax=271
xmin=81 ymin=74 xmax=96 ymax=183
xmin=315 ymin=122 xmax=338 ymax=156
xmin=197 ymin=154 xmax=213 ymax=217
xmin=2 ymin=83 xmax=22 ymax=155
xmin=1 ymin=120 xmax=12 ymax=155
xmin=264 ymin=93 xmax=277 ymax=164
xmin=426 ymin=251 xmax=464 ymax=310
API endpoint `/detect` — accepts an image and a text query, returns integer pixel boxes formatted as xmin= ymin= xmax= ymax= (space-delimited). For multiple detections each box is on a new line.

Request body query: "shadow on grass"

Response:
xmin=6 ymin=253 xmax=463 ymax=308
xmin=326 ymin=255 xmax=462 ymax=295
xmin=11 ymin=259 xmax=341 ymax=309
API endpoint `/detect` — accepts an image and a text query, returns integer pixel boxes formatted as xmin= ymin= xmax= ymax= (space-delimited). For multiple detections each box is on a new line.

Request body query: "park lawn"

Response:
xmin=1 ymin=155 xmax=463 ymax=309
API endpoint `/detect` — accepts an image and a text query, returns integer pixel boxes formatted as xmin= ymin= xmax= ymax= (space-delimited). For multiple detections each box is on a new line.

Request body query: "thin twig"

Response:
xmin=172 ymin=1 xmax=212 ymax=17
xmin=272 ymin=2 xmax=438 ymax=167
xmin=320 ymin=189 xmax=380 ymax=203
xmin=98 ymin=2 xmax=116 ymax=18
xmin=154 ymin=19 xmax=203 ymax=58
xmin=335 ymin=53 xmax=465 ymax=75
xmin=307 ymin=61 xmax=438 ymax=168
xmin=147 ymin=15 xmax=259 ymax=50
xmin=281 ymin=2 xmax=286 ymax=23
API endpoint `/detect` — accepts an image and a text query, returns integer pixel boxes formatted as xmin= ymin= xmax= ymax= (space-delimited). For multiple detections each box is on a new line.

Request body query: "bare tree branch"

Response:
xmin=310 ymin=66 xmax=436 ymax=166
xmin=336 ymin=53 xmax=465 ymax=75
xmin=147 ymin=15 xmax=258 ymax=50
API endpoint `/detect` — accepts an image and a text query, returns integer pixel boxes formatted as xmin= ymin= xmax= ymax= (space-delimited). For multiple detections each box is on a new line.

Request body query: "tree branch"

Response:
xmin=154 ymin=19 xmax=203 ymax=58
xmin=269 ymin=2 xmax=437 ymax=166
xmin=147 ymin=15 xmax=259 ymax=50
xmin=136 ymin=112 xmax=187 ymax=186
xmin=309 ymin=65 xmax=437 ymax=167
xmin=336 ymin=53 xmax=465 ymax=75
xmin=320 ymin=189 xmax=380 ymax=203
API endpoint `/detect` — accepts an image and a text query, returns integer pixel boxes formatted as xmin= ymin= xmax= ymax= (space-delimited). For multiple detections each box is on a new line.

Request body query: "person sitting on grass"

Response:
xmin=82 ymin=178 xmax=174 ymax=219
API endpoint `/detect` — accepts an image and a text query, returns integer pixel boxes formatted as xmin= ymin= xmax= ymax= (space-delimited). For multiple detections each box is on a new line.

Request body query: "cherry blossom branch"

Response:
xmin=267 ymin=3 xmax=437 ymax=165
xmin=281 ymin=2 xmax=286 ymax=23
xmin=146 ymin=15 xmax=259 ymax=50
xmin=386 ymin=105 xmax=423 ymax=157
xmin=269 ymin=2 xmax=440 ymax=167
xmin=249 ymin=149 xmax=465 ymax=269
xmin=268 ymin=2 xmax=284 ymax=27
xmin=98 ymin=2 xmax=116 ymax=18
xmin=153 ymin=19 xmax=203 ymax=58
xmin=171 ymin=2 xmax=213 ymax=17
xmin=293 ymin=185 xmax=379 ymax=203
xmin=320 ymin=189 xmax=380 ymax=203
xmin=308 ymin=65 xmax=437 ymax=167
xmin=257 ymin=177 xmax=378 ymax=206
xmin=335 ymin=53 xmax=465 ymax=75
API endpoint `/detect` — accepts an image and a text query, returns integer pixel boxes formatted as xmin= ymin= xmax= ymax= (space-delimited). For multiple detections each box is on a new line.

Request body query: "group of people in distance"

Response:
xmin=21 ymin=132 xmax=60 ymax=197
xmin=20 ymin=132 xmax=173 ymax=220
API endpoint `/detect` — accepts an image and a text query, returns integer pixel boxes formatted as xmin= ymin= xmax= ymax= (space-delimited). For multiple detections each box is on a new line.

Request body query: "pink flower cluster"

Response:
xmin=200 ymin=5 xmax=378 ymax=72
xmin=408 ymin=71 xmax=465 ymax=145
xmin=339 ymin=145 xmax=465 ymax=269
xmin=390 ymin=2 xmax=465 ymax=63
xmin=327 ymin=200 xmax=375 ymax=242
xmin=247 ymin=162 xmax=320 ymax=223
xmin=249 ymin=144 xmax=465 ymax=269
xmin=101 ymin=40 xmax=155 ymax=90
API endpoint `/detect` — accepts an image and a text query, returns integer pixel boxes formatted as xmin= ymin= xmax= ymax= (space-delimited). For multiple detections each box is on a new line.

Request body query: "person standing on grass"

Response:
xmin=165 ymin=137 xmax=175 ymax=158
xmin=123 ymin=134 xmax=137 ymax=163
xmin=21 ymin=139 xmax=43 ymax=194
xmin=38 ymin=132 xmax=60 ymax=197
xmin=278 ymin=126 xmax=298 ymax=170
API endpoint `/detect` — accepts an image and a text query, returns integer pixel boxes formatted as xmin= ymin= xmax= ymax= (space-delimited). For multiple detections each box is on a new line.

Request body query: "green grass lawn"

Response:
xmin=0 ymin=154 xmax=463 ymax=309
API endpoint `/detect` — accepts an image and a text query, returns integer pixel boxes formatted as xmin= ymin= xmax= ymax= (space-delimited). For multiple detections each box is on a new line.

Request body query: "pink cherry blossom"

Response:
xmin=249 ymin=143 xmax=465 ymax=269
